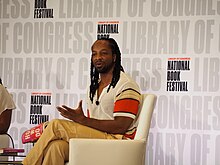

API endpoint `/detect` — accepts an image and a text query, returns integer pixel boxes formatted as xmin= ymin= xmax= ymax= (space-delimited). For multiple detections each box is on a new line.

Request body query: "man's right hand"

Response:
xmin=56 ymin=100 xmax=86 ymax=123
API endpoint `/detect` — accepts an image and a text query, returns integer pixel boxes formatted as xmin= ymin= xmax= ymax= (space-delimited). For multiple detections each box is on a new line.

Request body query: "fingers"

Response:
xmin=57 ymin=100 xmax=83 ymax=116
xmin=56 ymin=106 xmax=67 ymax=114
xmin=61 ymin=105 xmax=71 ymax=110
xmin=57 ymin=106 xmax=72 ymax=119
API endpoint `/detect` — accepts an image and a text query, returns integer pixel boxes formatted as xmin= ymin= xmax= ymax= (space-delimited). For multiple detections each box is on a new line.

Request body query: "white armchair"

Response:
xmin=66 ymin=94 xmax=156 ymax=165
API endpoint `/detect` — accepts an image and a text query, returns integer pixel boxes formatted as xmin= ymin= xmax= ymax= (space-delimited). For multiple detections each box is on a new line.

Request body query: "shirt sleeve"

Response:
xmin=113 ymin=82 xmax=141 ymax=119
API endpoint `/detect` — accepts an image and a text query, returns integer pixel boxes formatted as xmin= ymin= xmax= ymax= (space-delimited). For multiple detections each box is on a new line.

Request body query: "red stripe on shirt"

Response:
xmin=124 ymin=130 xmax=136 ymax=139
xmin=114 ymin=99 xmax=139 ymax=115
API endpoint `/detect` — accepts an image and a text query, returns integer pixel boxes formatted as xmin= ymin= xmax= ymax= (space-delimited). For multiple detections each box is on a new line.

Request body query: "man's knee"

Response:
xmin=47 ymin=119 xmax=63 ymax=129
xmin=50 ymin=119 xmax=62 ymax=124
xmin=47 ymin=119 xmax=74 ymax=130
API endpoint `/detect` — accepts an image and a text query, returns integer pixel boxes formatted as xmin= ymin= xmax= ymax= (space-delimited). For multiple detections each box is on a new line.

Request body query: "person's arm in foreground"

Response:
xmin=0 ymin=109 xmax=12 ymax=134
xmin=57 ymin=100 xmax=133 ymax=134
xmin=0 ymin=83 xmax=15 ymax=134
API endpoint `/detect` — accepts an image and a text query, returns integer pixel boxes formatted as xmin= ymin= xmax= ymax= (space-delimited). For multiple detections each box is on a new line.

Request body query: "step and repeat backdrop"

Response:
xmin=1 ymin=0 xmax=220 ymax=164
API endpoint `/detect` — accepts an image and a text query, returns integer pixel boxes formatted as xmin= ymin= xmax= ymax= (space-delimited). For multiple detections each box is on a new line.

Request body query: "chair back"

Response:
xmin=0 ymin=134 xmax=10 ymax=161
xmin=134 ymin=94 xmax=156 ymax=141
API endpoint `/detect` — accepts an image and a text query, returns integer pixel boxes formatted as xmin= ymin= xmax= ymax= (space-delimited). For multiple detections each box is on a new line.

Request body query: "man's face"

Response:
xmin=91 ymin=40 xmax=116 ymax=73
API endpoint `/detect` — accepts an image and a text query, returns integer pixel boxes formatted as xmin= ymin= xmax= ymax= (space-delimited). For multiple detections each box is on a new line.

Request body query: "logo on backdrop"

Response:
xmin=97 ymin=21 xmax=119 ymax=39
xmin=166 ymin=58 xmax=191 ymax=92
xmin=34 ymin=0 xmax=54 ymax=18
xmin=29 ymin=92 xmax=51 ymax=124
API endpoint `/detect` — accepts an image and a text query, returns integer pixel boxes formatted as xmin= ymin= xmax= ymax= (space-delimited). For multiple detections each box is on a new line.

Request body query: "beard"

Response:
xmin=94 ymin=61 xmax=115 ymax=74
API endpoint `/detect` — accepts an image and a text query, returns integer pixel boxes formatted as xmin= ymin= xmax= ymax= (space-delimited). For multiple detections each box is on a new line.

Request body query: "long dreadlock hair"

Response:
xmin=89 ymin=38 xmax=124 ymax=103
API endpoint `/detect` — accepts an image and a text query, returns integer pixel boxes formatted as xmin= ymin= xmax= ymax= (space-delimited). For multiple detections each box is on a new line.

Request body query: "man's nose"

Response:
xmin=94 ymin=53 xmax=102 ymax=60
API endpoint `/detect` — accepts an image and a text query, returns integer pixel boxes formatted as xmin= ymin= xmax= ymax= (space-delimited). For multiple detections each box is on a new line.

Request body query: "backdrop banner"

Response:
xmin=1 ymin=0 xmax=220 ymax=164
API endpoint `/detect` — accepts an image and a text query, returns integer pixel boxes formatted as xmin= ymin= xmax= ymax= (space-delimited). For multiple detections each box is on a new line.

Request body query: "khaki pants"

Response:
xmin=22 ymin=119 xmax=123 ymax=165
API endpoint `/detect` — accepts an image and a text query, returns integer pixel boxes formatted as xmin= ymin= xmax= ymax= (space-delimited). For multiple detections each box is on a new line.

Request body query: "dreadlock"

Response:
xmin=89 ymin=38 xmax=124 ymax=103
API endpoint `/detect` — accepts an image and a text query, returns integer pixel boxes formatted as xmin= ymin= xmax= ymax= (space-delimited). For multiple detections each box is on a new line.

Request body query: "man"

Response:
xmin=0 ymin=78 xmax=16 ymax=134
xmin=22 ymin=38 xmax=141 ymax=165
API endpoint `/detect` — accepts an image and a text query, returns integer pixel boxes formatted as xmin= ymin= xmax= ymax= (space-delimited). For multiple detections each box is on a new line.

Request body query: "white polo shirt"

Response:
xmin=87 ymin=72 xmax=141 ymax=138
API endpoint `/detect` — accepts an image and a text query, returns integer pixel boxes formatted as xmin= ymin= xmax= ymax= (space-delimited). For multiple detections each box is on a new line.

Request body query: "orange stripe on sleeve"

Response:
xmin=124 ymin=130 xmax=136 ymax=139
xmin=114 ymin=99 xmax=139 ymax=115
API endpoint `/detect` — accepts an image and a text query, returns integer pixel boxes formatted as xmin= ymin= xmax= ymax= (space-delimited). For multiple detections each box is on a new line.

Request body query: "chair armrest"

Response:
xmin=68 ymin=138 xmax=146 ymax=165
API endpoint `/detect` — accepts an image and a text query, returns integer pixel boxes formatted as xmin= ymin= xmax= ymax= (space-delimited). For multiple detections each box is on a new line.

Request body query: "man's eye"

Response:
xmin=101 ymin=51 xmax=108 ymax=55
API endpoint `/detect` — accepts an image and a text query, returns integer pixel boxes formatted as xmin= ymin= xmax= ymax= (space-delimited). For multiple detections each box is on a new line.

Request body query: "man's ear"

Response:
xmin=113 ymin=54 xmax=116 ymax=62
